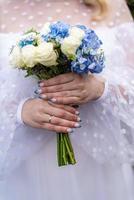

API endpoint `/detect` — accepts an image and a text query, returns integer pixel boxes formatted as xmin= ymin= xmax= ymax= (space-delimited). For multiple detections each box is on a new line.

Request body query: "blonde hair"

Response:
xmin=84 ymin=0 xmax=108 ymax=20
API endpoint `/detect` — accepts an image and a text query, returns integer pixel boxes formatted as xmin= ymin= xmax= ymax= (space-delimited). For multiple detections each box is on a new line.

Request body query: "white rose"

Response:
xmin=40 ymin=22 xmax=51 ymax=35
xmin=9 ymin=46 xmax=24 ymax=68
xmin=70 ymin=27 xmax=85 ymax=40
xmin=61 ymin=36 xmax=81 ymax=58
xmin=35 ymin=42 xmax=58 ymax=67
xmin=22 ymin=45 xmax=37 ymax=68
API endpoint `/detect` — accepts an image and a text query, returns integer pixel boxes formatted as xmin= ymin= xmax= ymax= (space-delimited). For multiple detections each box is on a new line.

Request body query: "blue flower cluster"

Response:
xmin=71 ymin=25 xmax=105 ymax=74
xmin=18 ymin=21 xmax=105 ymax=74
xmin=42 ymin=21 xmax=70 ymax=42
xmin=41 ymin=22 xmax=105 ymax=74
xmin=19 ymin=35 xmax=36 ymax=48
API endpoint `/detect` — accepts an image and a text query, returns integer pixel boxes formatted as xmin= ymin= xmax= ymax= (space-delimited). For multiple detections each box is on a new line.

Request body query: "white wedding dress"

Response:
xmin=0 ymin=23 xmax=134 ymax=200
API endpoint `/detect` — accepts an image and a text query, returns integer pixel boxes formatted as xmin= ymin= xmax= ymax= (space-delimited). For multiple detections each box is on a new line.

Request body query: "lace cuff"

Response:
xmin=95 ymin=80 xmax=109 ymax=102
xmin=17 ymin=98 xmax=33 ymax=125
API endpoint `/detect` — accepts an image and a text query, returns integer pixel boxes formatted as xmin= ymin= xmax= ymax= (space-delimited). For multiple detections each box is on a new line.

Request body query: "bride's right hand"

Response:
xmin=22 ymin=98 xmax=81 ymax=133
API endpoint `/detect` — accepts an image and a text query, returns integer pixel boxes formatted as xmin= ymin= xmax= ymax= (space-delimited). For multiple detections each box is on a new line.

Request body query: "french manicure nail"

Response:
xmin=77 ymin=117 xmax=81 ymax=122
xmin=34 ymin=89 xmax=42 ymax=94
xmin=67 ymin=128 xmax=73 ymax=133
xmin=51 ymin=98 xmax=57 ymax=102
xmin=38 ymin=89 xmax=42 ymax=94
xmin=75 ymin=111 xmax=80 ymax=115
xmin=40 ymin=94 xmax=47 ymax=99
xmin=74 ymin=123 xmax=81 ymax=128
xmin=39 ymin=82 xmax=45 ymax=87
xmin=34 ymin=90 xmax=38 ymax=94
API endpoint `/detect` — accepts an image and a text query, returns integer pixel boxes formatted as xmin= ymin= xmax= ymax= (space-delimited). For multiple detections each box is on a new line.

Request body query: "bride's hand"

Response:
xmin=22 ymin=98 xmax=81 ymax=133
xmin=38 ymin=73 xmax=105 ymax=105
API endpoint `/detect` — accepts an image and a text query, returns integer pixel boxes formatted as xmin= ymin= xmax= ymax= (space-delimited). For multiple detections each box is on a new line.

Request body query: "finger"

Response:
xmin=48 ymin=102 xmax=79 ymax=115
xmin=41 ymin=123 xmax=74 ymax=133
xmin=40 ymin=90 xmax=80 ymax=100
xmin=39 ymin=73 xmax=74 ymax=87
xmin=40 ymin=81 xmax=77 ymax=93
xmin=35 ymin=113 xmax=50 ymax=123
xmin=26 ymin=120 xmax=44 ymax=129
xmin=41 ymin=115 xmax=81 ymax=128
xmin=50 ymin=97 xmax=80 ymax=105
xmin=43 ymin=105 xmax=79 ymax=122
xmin=26 ymin=119 xmax=74 ymax=133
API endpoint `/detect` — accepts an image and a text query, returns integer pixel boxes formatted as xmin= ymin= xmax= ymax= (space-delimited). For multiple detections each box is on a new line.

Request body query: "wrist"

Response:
xmin=91 ymin=76 xmax=105 ymax=101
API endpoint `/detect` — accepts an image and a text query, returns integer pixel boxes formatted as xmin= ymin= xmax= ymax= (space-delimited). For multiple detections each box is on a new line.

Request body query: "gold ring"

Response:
xmin=48 ymin=115 xmax=53 ymax=123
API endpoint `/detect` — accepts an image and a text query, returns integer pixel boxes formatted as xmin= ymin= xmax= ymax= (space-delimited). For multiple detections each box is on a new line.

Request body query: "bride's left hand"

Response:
xmin=38 ymin=73 xmax=105 ymax=105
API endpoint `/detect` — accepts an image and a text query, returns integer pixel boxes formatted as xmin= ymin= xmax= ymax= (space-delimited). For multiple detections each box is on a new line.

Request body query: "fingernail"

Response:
xmin=34 ymin=90 xmax=38 ymax=94
xmin=77 ymin=117 xmax=81 ymax=122
xmin=39 ymin=82 xmax=45 ymax=87
xmin=34 ymin=89 xmax=42 ymax=94
xmin=40 ymin=94 xmax=47 ymax=99
xmin=67 ymin=128 xmax=73 ymax=133
xmin=39 ymin=96 xmax=43 ymax=99
xmin=75 ymin=111 xmax=80 ymax=115
xmin=51 ymin=98 xmax=57 ymax=102
xmin=38 ymin=89 xmax=42 ymax=94
xmin=73 ymin=105 xmax=79 ymax=108
xmin=74 ymin=123 xmax=81 ymax=128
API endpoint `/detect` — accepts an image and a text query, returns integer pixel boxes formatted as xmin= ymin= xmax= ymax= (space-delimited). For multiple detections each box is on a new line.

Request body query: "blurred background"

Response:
xmin=0 ymin=0 xmax=133 ymax=33
xmin=127 ymin=0 xmax=134 ymax=17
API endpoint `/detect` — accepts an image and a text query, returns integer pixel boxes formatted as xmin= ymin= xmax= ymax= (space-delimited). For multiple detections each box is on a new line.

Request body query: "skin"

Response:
xmin=22 ymin=73 xmax=105 ymax=133
xmin=22 ymin=98 xmax=81 ymax=133
xmin=39 ymin=73 xmax=105 ymax=105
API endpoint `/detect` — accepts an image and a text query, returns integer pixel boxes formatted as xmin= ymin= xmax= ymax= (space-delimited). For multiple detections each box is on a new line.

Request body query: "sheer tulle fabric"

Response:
xmin=0 ymin=23 xmax=134 ymax=179
xmin=73 ymin=23 xmax=134 ymax=164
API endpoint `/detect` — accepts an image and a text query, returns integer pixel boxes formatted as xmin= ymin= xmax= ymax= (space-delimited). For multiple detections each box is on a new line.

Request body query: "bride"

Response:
xmin=0 ymin=0 xmax=134 ymax=199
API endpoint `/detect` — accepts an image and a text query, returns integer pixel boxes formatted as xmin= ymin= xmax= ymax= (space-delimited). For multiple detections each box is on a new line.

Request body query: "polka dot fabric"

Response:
xmin=0 ymin=0 xmax=133 ymax=33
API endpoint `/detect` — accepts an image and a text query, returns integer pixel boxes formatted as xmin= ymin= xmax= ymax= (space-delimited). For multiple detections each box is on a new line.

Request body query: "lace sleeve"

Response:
xmin=71 ymin=23 xmax=134 ymax=164
xmin=102 ymin=23 xmax=134 ymax=131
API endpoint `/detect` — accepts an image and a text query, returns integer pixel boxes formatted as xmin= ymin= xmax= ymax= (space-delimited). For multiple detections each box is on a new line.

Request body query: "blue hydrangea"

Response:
xmin=18 ymin=33 xmax=37 ymax=48
xmin=19 ymin=39 xmax=34 ymax=48
xmin=42 ymin=21 xmax=70 ymax=42
xmin=71 ymin=52 xmax=105 ymax=74
xmin=70 ymin=25 xmax=105 ymax=74
xmin=76 ymin=24 xmax=87 ymax=32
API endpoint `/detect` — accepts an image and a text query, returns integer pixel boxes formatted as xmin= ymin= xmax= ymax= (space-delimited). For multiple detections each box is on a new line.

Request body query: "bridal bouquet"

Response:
xmin=10 ymin=21 xmax=105 ymax=166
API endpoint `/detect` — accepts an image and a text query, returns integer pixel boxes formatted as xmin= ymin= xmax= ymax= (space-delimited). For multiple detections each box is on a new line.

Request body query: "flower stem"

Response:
xmin=63 ymin=134 xmax=76 ymax=165
xmin=57 ymin=133 xmax=76 ymax=166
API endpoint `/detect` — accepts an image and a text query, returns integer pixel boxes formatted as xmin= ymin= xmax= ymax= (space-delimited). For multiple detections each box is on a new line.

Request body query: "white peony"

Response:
xmin=10 ymin=46 xmax=24 ymax=68
xmin=35 ymin=42 xmax=58 ymax=67
xmin=69 ymin=27 xmax=85 ymax=40
xmin=61 ymin=27 xmax=85 ymax=58
xmin=22 ymin=45 xmax=37 ymax=68
xmin=61 ymin=36 xmax=81 ymax=58
xmin=40 ymin=22 xmax=51 ymax=35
